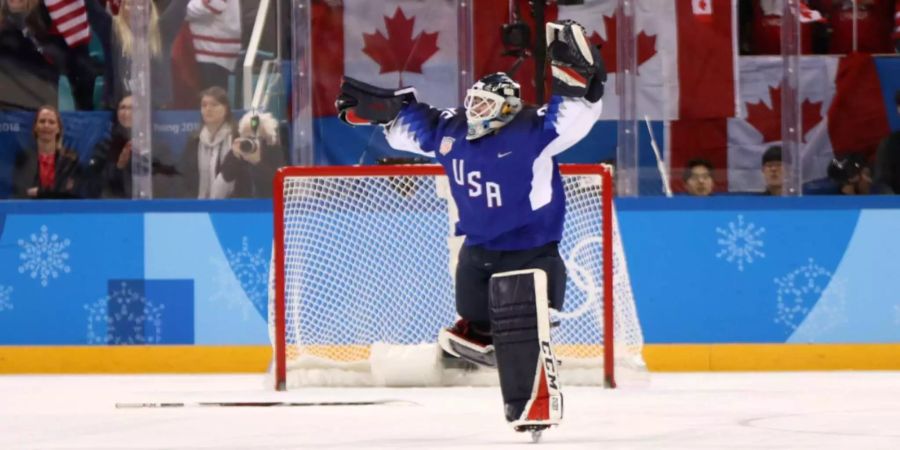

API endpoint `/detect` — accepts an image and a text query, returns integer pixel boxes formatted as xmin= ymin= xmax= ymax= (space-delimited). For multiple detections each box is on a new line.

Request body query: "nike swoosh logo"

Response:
xmin=498 ymin=152 xmax=513 ymax=158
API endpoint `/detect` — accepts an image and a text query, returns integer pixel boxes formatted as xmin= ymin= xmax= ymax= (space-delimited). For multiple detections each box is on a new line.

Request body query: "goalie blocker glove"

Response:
xmin=336 ymin=77 xmax=417 ymax=126
xmin=546 ymin=20 xmax=607 ymax=103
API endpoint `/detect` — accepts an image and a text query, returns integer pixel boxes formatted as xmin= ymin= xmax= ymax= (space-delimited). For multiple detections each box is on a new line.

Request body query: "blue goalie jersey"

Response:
xmin=384 ymin=96 xmax=603 ymax=251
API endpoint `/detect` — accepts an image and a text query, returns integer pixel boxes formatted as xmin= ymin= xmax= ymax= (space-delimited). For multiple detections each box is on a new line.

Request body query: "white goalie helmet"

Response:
xmin=464 ymin=72 xmax=522 ymax=140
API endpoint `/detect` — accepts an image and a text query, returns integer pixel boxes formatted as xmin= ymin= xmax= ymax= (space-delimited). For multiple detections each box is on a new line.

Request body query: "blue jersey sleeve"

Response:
xmin=383 ymin=103 xmax=465 ymax=157
xmin=538 ymin=96 xmax=604 ymax=157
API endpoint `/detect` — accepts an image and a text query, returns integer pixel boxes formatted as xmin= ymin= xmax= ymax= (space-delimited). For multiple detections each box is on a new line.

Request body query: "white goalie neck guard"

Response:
xmin=464 ymin=79 xmax=522 ymax=141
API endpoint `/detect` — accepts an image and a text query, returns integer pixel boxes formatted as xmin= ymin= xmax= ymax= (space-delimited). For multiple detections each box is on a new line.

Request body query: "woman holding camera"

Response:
xmin=178 ymin=86 xmax=272 ymax=199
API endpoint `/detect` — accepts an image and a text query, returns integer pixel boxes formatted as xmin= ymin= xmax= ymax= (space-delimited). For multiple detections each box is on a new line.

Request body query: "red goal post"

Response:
xmin=271 ymin=164 xmax=644 ymax=390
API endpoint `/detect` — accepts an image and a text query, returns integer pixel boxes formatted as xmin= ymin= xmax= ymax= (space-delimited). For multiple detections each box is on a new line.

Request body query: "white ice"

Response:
xmin=1 ymin=372 xmax=899 ymax=449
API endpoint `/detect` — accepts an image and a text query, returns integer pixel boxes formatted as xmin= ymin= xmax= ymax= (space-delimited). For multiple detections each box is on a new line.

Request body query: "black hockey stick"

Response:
xmin=115 ymin=399 xmax=418 ymax=409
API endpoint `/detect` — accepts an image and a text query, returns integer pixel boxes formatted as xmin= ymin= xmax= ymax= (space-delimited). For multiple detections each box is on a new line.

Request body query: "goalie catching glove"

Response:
xmin=546 ymin=20 xmax=607 ymax=102
xmin=335 ymin=77 xmax=417 ymax=126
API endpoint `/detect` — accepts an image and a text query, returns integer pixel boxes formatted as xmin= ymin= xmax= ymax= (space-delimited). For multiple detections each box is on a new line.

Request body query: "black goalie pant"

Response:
xmin=454 ymin=242 xmax=566 ymax=329
xmin=455 ymin=242 xmax=566 ymax=425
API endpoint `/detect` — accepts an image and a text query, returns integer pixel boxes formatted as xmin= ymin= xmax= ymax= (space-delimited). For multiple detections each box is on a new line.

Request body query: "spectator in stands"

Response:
xmin=761 ymin=145 xmax=784 ymax=195
xmin=812 ymin=0 xmax=896 ymax=54
xmin=682 ymin=158 xmax=716 ymax=196
xmin=179 ymin=86 xmax=275 ymax=198
xmin=805 ymin=153 xmax=875 ymax=194
xmin=85 ymin=94 xmax=133 ymax=198
xmin=12 ymin=105 xmax=82 ymax=198
xmin=84 ymin=0 xmax=187 ymax=109
xmin=45 ymin=0 xmax=101 ymax=111
xmin=895 ymin=0 xmax=900 ymax=52
xmin=874 ymin=90 xmax=900 ymax=193
xmin=85 ymin=94 xmax=179 ymax=198
xmin=0 ymin=0 xmax=63 ymax=110
xmin=184 ymin=0 xmax=241 ymax=91
xmin=741 ymin=0 xmax=820 ymax=55
xmin=830 ymin=153 xmax=873 ymax=194
xmin=805 ymin=153 xmax=873 ymax=194
xmin=234 ymin=109 xmax=283 ymax=197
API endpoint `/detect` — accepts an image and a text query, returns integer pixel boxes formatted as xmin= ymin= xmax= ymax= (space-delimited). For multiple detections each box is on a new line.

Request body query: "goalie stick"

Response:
xmin=115 ymin=399 xmax=418 ymax=409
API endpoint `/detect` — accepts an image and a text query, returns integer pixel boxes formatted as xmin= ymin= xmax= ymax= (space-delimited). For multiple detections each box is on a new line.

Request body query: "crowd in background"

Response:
xmin=0 ymin=0 xmax=286 ymax=199
xmin=684 ymin=0 xmax=900 ymax=196
xmin=739 ymin=0 xmax=899 ymax=55
xmin=0 ymin=0 xmax=898 ymax=199
xmin=0 ymin=0 xmax=248 ymax=111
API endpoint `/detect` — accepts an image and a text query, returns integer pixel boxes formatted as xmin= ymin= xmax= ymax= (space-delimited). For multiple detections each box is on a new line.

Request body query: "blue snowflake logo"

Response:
xmin=212 ymin=237 xmax=268 ymax=318
xmin=716 ymin=215 xmax=765 ymax=271
xmin=0 ymin=285 xmax=12 ymax=312
xmin=84 ymin=283 xmax=165 ymax=344
xmin=18 ymin=225 xmax=71 ymax=287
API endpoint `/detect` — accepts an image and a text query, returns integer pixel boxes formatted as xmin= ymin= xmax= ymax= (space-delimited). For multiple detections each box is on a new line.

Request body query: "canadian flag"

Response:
xmin=670 ymin=54 xmax=890 ymax=192
xmin=343 ymin=2 xmax=458 ymax=109
xmin=557 ymin=0 xmax=736 ymax=120
xmin=312 ymin=0 xmax=736 ymax=122
xmin=692 ymin=0 xmax=713 ymax=15
xmin=44 ymin=0 xmax=91 ymax=48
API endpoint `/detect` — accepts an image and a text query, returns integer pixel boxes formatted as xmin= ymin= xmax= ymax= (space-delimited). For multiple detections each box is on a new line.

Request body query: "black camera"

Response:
xmin=235 ymin=115 xmax=262 ymax=154
xmin=502 ymin=22 xmax=531 ymax=55
xmin=236 ymin=136 xmax=260 ymax=154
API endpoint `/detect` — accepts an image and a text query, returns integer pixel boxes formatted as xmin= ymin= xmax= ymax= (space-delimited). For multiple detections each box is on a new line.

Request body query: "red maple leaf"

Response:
xmin=745 ymin=85 xmax=824 ymax=143
xmin=589 ymin=12 xmax=657 ymax=74
xmin=362 ymin=7 xmax=439 ymax=82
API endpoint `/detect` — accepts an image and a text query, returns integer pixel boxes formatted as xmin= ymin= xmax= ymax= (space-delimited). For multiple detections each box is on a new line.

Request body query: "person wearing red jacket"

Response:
xmin=813 ymin=0 xmax=896 ymax=53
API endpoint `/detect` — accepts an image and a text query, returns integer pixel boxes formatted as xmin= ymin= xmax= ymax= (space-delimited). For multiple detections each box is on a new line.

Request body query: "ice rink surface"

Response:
xmin=1 ymin=372 xmax=899 ymax=449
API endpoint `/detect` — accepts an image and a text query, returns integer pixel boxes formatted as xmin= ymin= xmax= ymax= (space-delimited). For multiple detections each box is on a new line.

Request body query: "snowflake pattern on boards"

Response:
xmin=211 ymin=237 xmax=268 ymax=319
xmin=716 ymin=215 xmax=765 ymax=271
xmin=84 ymin=283 xmax=165 ymax=344
xmin=773 ymin=258 xmax=846 ymax=335
xmin=18 ymin=225 xmax=71 ymax=287
xmin=0 ymin=285 xmax=12 ymax=312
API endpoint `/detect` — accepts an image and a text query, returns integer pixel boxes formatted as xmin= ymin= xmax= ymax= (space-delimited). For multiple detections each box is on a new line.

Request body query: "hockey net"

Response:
xmin=270 ymin=164 xmax=645 ymax=389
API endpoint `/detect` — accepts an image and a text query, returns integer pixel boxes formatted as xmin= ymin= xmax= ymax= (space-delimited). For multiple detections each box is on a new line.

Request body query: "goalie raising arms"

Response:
xmin=335 ymin=21 xmax=606 ymax=436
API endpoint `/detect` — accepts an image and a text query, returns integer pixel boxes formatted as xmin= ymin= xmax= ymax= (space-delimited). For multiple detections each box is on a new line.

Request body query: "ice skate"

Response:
xmin=515 ymin=424 xmax=552 ymax=443
xmin=437 ymin=319 xmax=496 ymax=368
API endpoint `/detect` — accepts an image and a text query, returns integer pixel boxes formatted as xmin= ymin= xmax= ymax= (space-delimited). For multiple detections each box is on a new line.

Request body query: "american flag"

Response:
xmin=44 ymin=0 xmax=91 ymax=47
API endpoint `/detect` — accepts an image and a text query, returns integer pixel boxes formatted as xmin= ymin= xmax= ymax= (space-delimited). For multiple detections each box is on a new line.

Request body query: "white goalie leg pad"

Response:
xmin=490 ymin=269 xmax=563 ymax=428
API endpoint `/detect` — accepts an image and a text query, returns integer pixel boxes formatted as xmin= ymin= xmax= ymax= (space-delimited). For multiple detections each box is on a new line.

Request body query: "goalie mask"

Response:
xmin=464 ymin=73 xmax=522 ymax=140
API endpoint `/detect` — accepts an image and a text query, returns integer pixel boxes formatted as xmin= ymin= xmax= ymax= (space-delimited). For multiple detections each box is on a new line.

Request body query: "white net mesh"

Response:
xmin=272 ymin=165 xmax=644 ymax=387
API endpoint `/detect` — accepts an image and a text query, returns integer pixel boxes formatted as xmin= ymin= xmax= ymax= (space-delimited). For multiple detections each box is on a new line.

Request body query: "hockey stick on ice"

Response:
xmin=115 ymin=399 xmax=419 ymax=409
xmin=644 ymin=115 xmax=673 ymax=197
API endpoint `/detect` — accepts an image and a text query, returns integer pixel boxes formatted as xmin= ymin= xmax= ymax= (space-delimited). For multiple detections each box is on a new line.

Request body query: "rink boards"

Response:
xmin=1 ymin=197 xmax=900 ymax=372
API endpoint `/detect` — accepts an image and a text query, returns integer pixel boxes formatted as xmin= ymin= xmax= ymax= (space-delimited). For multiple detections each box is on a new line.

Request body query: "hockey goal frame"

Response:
xmin=272 ymin=164 xmax=618 ymax=390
